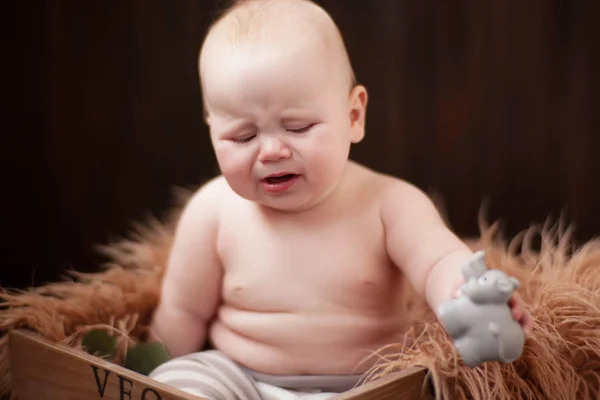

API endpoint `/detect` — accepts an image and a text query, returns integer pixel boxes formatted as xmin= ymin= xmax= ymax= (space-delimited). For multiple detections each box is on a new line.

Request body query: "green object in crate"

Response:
xmin=125 ymin=341 xmax=171 ymax=376
xmin=81 ymin=329 xmax=117 ymax=360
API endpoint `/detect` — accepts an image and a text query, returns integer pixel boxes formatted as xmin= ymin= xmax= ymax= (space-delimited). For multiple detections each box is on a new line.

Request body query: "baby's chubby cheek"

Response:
xmin=310 ymin=140 xmax=351 ymax=182
xmin=214 ymin=149 xmax=258 ymax=199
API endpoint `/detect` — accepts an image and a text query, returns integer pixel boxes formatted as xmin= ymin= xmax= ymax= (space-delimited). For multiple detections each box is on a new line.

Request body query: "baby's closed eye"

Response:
xmin=231 ymin=134 xmax=256 ymax=144
xmin=286 ymin=123 xmax=316 ymax=133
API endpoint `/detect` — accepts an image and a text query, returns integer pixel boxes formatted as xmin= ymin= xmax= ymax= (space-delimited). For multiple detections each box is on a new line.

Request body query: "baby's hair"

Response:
xmin=203 ymin=0 xmax=356 ymax=83
xmin=199 ymin=0 xmax=357 ymax=122
xmin=210 ymin=0 xmax=279 ymax=45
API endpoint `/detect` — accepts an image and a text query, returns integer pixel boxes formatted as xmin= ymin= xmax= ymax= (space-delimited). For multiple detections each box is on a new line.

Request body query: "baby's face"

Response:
xmin=201 ymin=38 xmax=366 ymax=212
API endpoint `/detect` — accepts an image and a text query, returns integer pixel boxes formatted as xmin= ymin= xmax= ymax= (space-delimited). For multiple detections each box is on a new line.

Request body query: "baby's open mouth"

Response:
xmin=263 ymin=174 xmax=298 ymax=184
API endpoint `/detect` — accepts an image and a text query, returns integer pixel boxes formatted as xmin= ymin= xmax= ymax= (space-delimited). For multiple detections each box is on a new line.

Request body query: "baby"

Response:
xmin=148 ymin=0 xmax=531 ymax=399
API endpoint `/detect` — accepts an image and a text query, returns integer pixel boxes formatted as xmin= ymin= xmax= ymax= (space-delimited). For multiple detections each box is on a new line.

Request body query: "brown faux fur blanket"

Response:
xmin=1 ymin=192 xmax=599 ymax=399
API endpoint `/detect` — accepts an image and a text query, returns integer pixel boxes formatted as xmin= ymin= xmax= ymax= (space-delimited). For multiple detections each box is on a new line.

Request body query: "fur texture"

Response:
xmin=1 ymin=193 xmax=599 ymax=399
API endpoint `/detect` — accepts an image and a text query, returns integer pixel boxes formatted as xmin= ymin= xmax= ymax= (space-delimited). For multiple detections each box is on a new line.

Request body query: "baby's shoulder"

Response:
xmin=187 ymin=174 xmax=226 ymax=202
xmin=349 ymin=162 xmax=424 ymax=200
xmin=181 ymin=175 xmax=234 ymax=222
xmin=348 ymin=162 xmax=438 ymax=218
xmin=380 ymin=175 xmax=428 ymax=202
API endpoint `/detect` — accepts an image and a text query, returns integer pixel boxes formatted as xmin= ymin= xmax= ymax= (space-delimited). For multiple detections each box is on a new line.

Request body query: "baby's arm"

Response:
xmin=380 ymin=180 xmax=473 ymax=311
xmin=149 ymin=178 xmax=225 ymax=358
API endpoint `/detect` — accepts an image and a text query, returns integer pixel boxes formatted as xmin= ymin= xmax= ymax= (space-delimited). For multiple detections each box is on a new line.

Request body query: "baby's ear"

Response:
xmin=348 ymin=85 xmax=368 ymax=143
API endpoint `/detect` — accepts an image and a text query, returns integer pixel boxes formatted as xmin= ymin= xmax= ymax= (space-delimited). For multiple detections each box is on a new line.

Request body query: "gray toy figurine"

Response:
xmin=436 ymin=251 xmax=525 ymax=368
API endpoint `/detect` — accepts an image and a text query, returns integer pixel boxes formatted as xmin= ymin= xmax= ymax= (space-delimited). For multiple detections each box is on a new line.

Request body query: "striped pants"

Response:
xmin=149 ymin=350 xmax=363 ymax=400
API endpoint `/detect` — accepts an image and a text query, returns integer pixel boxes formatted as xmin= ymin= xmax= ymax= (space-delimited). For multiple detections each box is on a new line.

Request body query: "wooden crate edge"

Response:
xmin=9 ymin=329 xmax=432 ymax=400
xmin=8 ymin=329 xmax=198 ymax=400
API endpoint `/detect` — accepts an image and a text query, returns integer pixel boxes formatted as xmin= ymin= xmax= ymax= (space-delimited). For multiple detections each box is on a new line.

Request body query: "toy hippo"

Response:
xmin=436 ymin=250 xmax=525 ymax=368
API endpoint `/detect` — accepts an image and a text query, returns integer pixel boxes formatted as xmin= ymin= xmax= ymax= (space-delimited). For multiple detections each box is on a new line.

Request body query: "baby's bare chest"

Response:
xmin=216 ymin=210 xmax=403 ymax=314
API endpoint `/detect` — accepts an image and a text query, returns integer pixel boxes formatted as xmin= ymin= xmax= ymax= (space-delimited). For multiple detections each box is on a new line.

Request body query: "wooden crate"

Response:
xmin=8 ymin=330 xmax=433 ymax=400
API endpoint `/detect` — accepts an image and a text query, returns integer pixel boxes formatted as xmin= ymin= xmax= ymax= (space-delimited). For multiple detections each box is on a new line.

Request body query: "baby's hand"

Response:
xmin=508 ymin=292 xmax=533 ymax=335
xmin=451 ymin=278 xmax=465 ymax=299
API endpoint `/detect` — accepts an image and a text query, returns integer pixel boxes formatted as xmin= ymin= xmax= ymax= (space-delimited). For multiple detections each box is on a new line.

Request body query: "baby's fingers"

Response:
xmin=510 ymin=296 xmax=533 ymax=335
xmin=520 ymin=311 xmax=534 ymax=335
xmin=511 ymin=304 xmax=523 ymax=321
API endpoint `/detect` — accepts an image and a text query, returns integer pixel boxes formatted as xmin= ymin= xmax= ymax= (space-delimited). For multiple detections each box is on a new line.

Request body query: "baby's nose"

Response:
xmin=258 ymin=137 xmax=291 ymax=162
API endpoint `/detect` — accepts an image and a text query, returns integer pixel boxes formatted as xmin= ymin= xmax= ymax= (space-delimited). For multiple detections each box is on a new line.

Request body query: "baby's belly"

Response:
xmin=208 ymin=305 xmax=404 ymax=375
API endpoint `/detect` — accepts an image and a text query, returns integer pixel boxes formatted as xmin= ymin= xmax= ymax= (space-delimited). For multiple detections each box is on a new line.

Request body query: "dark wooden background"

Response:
xmin=4 ymin=1 xmax=599 ymax=289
